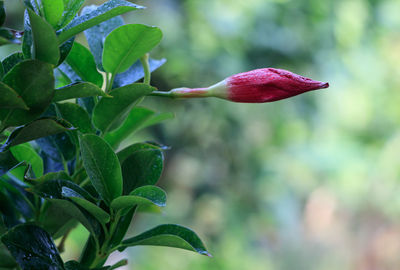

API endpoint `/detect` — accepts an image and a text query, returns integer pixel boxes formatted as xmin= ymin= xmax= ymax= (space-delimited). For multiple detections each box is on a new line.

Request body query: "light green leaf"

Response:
xmin=119 ymin=224 xmax=211 ymax=256
xmin=92 ymin=83 xmax=154 ymax=133
xmin=80 ymin=134 xmax=123 ymax=204
xmin=10 ymin=144 xmax=43 ymax=178
xmin=58 ymin=0 xmax=85 ymax=28
xmin=103 ymin=24 xmax=162 ymax=75
xmin=110 ymin=185 xmax=166 ymax=211
xmin=42 ymin=0 xmax=64 ymax=28
xmin=58 ymin=0 xmax=144 ymax=44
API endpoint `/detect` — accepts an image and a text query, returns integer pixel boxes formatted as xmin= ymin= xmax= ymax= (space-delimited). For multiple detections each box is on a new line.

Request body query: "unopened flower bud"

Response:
xmin=151 ymin=68 xmax=329 ymax=103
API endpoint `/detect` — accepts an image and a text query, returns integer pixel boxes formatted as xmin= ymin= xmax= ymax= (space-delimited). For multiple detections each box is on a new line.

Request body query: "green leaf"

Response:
xmin=32 ymin=179 xmax=95 ymax=202
xmin=83 ymin=6 xmax=124 ymax=71
xmin=56 ymin=102 xmax=95 ymax=134
xmin=109 ymin=207 xmax=135 ymax=248
xmin=80 ymin=134 xmax=123 ymax=204
xmin=22 ymin=11 xmax=33 ymax=59
xmin=104 ymin=107 xmax=155 ymax=148
xmin=1 ymin=224 xmax=65 ymax=270
xmin=62 ymin=187 xmax=110 ymax=224
xmin=39 ymin=202 xmax=78 ymax=238
xmin=0 ymin=60 xmax=55 ymax=128
xmin=0 ymin=151 xmax=18 ymax=177
xmin=64 ymin=42 xmax=103 ymax=88
xmin=58 ymin=0 xmax=85 ymax=28
xmin=113 ymin=58 xmax=166 ymax=88
xmin=103 ymin=24 xmax=162 ymax=75
xmin=58 ymin=0 xmax=144 ymax=44
xmin=119 ymin=224 xmax=211 ymax=256
xmin=0 ymin=242 xmax=17 ymax=268
xmin=0 ymin=82 xmax=29 ymax=110
xmin=24 ymin=170 xmax=71 ymax=185
xmin=42 ymin=0 xmax=64 ymax=28
xmin=117 ymin=142 xmax=161 ymax=164
xmin=0 ymin=1 xmax=5 ymax=27
xmin=120 ymin=148 xmax=164 ymax=194
xmin=58 ymin=37 xmax=75 ymax=65
xmin=28 ymin=9 xmax=60 ymax=65
xmin=10 ymin=144 xmax=43 ymax=178
xmin=2 ymin=52 xmax=24 ymax=76
xmin=111 ymin=185 xmax=166 ymax=211
xmin=140 ymin=112 xmax=175 ymax=130
xmin=1 ymin=118 xmax=73 ymax=151
xmin=92 ymin=83 xmax=154 ymax=133
xmin=54 ymin=82 xmax=108 ymax=102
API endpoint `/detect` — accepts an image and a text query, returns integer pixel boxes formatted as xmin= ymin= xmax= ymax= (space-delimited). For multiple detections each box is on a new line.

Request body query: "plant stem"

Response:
xmin=140 ymin=53 xmax=151 ymax=85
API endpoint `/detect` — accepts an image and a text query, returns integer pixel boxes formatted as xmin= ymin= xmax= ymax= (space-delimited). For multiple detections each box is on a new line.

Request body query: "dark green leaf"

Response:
xmin=111 ymin=185 xmax=166 ymax=211
xmin=10 ymin=144 xmax=43 ymax=178
xmin=58 ymin=0 xmax=144 ymax=44
xmin=0 ymin=60 xmax=54 ymax=128
xmin=56 ymin=102 xmax=95 ymax=134
xmin=2 ymin=52 xmax=24 ymax=76
xmin=0 ymin=82 xmax=29 ymax=110
xmin=32 ymin=179 xmax=95 ymax=202
xmin=64 ymin=42 xmax=103 ymax=87
xmin=113 ymin=58 xmax=166 ymax=88
xmin=58 ymin=0 xmax=85 ymax=28
xmin=24 ymin=170 xmax=71 ymax=185
xmin=120 ymin=148 xmax=164 ymax=194
xmin=65 ymin=260 xmax=112 ymax=270
xmin=53 ymin=82 xmax=108 ymax=102
xmin=92 ymin=83 xmax=155 ymax=133
xmin=62 ymin=187 xmax=110 ymax=224
xmin=1 ymin=224 xmax=65 ymax=270
xmin=109 ymin=207 xmax=135 ymax=248
xmin=58 ymin=37 xmax=75 ymax=65
xmin=39 ymin=201 xmax=78 ymax=238
xmin=0 ymin=1 xmax=5 ymax=27
xmin=83 ymin=6 xmax=124 ymax=71
xmin=104 ymin=107 xmax=155 ymax=148
xmin=1 ymin=118 xmax=73 ymax=151
xmin=119 ymin=224 xmax=211 ymax=256
xmin=22 ymin=11 xmax=33 ymax=59
xmin=80 ymin=134 xmax=122 ymax=204
xmin=0 ymin=150 xmax=18 ymax=177
xmin=42 ymin=0 xmax=64 ymax=28
xmin=28 ymin=9 xmax=60 ymax=65
xmin=103 ymin=24 xmax=162 ymax=75
xmin=0 ymin=242 xmax=17 ymax=268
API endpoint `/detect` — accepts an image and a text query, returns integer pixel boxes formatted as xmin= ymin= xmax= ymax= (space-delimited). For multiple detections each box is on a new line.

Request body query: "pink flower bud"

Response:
xmin=152 ymin=68 xmax=329 ymax=103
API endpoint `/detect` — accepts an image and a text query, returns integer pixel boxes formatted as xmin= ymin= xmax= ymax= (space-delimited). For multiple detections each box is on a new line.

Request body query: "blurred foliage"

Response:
xmin=4 ymin=0 xmax=400 ymax=269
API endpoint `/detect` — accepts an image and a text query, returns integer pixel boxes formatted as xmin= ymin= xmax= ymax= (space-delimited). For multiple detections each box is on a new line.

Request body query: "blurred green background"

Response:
xmin=4 ymin=0 xmax=400 ymax=269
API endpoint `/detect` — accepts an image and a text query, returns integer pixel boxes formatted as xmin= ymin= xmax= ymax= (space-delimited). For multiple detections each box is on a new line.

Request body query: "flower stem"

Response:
xmin=140 ymin=53 xmax=151 ymax=85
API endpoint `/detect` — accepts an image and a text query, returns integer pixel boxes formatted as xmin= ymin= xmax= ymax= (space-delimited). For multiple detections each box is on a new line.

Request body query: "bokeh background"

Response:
xmin=3 ymin=0 xmax=400 ymax=269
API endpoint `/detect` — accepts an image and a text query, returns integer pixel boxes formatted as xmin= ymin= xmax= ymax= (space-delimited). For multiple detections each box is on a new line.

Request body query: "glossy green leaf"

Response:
xmin=2 ymin=52 xmax=24 ymax=76
xmin=103 ymin=24 xmax=162 ymax=75
xmin=1 ymin=118 xmax=73 ymax=151
xmin=0 ymin=82 xmax=29 ymax=110
xmin=58 ymin=0 xmax=144 ymax=44
xmin=120 ymin=148 xmax=164 ymax=194
xmin=58 ymin=37 xmax=75 ymax=65
xmin=22 ymin=11 xmax=33 ymax=59
xmin=10 ymin=144 xmax=43 ymax=178
xmin=28 ymin=9 xmax=60 ymax=65
xmin=117 ymin=142 xmax=161 ymax=164
xmin=24 ymin=170 xmax=71 ymax=185
xmin=65 ymin=260 xmax=112 ymax=270
xmin=39 ymin=201 xmax=78 ymax=238
xmin=104 ymin=107 xmax=155 ymax=148
xmin=54 ymin=82 xmax=108 ymax=102
xmin=58 ymin=0 xmax=85 ymax=28
xmin=80 ymin=134 xmax=123 ymax=204
xmin=0 ymin=60 xmax=54 ymax=128
xmin=56 ymin=102 xmax=95 ymax=134
xmin=93 ymin=83 xmax=155 ymax=133
xmin=32 ymin=179 xmax=95 ymax=202
xmin=113 ymin=58 xmax=166 ymax=88
xmin=111 ymin=185 xmax=166 ymax=211
xmin=64 ymin=42 xmax=103 ymax=87
xmin=83 ymin=5 xmax=124 ymax=71
xmin=42 ymin=0 xmax=64 ymax=28
xmin=62 ymin=187 xmax=110 ymax=224
xmin=109 ymin=207 xmax=135 ymax=248
xmin=1 ymin=224 xmax=65 ymax=270
xmin=119 ymin=224 xmax=211 ymax=256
